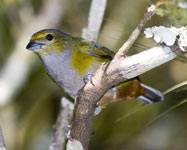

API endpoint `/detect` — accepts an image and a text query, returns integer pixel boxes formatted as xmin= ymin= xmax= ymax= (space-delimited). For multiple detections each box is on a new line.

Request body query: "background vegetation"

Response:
xmin=0 ymin=0 xmax=186 ymax=150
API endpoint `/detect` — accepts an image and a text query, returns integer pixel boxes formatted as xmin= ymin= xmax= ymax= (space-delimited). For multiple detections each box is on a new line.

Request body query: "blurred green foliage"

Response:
xmin=0 ymin=0 xmax=186 ymax=150
xmin=156 ymin=0 xmax=187 ymax=25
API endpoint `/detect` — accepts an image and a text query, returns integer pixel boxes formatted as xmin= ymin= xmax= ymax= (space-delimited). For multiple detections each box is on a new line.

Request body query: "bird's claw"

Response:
xmin=65 ymin=125 xmax=72 ymax=139
xmin=83 ymin=73 xmax=95 ymax=86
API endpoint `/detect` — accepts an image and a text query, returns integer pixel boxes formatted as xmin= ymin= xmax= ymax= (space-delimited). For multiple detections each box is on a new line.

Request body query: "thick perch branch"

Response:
xmin=69 ymin=4 xmax=187 ymax=150
xmin=70 ymin=5 xmax=157 ymax=150
xmin=70 ymin=45 xmax=183 ymax=150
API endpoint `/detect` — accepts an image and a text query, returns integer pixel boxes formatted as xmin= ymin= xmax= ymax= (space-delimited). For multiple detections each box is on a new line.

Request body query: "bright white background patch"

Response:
xmin=178 ymin=2 xmax=187 ymax=9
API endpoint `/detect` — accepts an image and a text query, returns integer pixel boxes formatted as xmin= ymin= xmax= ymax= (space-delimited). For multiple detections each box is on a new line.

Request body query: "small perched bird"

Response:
xmin=26 ymin=29 xmax=163 ymax=104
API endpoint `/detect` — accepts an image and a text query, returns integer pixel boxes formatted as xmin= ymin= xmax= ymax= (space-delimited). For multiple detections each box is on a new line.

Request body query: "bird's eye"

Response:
xmin=46 ymin=34 xmax=53 ymax=41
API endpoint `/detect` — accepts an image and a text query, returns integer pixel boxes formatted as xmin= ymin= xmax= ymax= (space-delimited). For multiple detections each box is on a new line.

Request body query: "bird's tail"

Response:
xmin=137 ymin=83 xmax=164 ymax=104
xmin=98 ymin=79 xmax=164 ymax=106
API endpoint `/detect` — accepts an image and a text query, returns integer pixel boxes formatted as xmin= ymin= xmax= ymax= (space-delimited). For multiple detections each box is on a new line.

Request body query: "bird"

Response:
xmin=26 ymin=29 xmax=164 ymax=105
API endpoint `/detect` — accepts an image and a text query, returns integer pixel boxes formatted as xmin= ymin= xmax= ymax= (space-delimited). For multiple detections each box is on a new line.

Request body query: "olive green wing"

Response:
xmin=78 ymin=39 xmax=115 ymax=60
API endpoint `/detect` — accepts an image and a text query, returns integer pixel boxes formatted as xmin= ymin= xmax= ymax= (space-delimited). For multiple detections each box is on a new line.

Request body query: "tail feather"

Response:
xmin=137 ymin=83 xmax=164 ymax=104
xmin=97 ymin=79 xmax=164 ymax=106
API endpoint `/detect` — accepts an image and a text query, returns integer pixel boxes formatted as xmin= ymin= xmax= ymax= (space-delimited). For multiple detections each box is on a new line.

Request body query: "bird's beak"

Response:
xmin=26 ymin=41 xmax=44 ymax=50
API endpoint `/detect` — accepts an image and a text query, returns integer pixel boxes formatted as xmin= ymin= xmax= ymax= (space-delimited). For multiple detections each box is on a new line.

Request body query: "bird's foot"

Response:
xmin=83 ymin=72 xmax=95 ymax=86
xmin=65 ymin=125 xmax=72 ymax=139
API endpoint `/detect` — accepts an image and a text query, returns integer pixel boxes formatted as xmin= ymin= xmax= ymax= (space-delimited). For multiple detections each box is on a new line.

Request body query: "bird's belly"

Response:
xmin=40 ymin=51 xmax=99 ymax=98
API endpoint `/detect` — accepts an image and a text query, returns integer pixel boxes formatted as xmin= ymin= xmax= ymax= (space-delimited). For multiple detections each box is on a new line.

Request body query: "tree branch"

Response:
xmin=116 ymin=5 xmax=156 ymax=57
xmin=70 ymin=44 xmax=184 ymax=150
xmin=69 ymin=4 xmax=187 ymax=150
xmin=67 ymin=0 xmax=107 ymax=150
xmin=49 ymin=97 xmax=74 ymax=150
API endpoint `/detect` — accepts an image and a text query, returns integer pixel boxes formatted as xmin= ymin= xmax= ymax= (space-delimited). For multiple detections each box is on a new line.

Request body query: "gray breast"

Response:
xmin=40 ymin=50 xmax=97 ymax=98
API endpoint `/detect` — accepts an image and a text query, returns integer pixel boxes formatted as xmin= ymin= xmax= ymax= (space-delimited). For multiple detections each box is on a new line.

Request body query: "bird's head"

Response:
xmin=26 ymin=29 xmax=70 ymax=56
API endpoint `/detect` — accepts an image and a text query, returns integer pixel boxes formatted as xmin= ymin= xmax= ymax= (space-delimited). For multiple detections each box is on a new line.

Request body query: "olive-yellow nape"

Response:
xmin=26 ymin=29 xmax=164 ymax=104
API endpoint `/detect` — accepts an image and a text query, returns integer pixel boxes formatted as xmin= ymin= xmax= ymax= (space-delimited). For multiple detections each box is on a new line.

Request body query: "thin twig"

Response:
xmin=115 ymin=5 xmax=156 ymax=57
